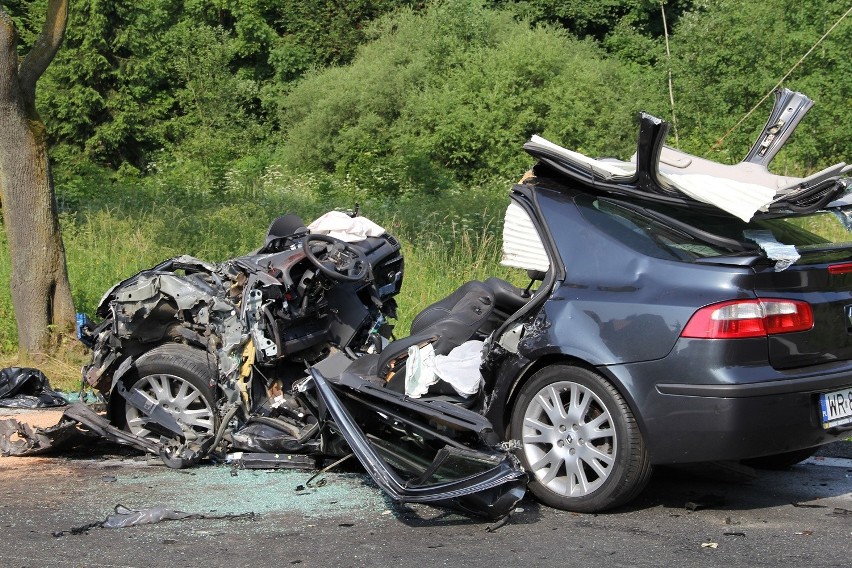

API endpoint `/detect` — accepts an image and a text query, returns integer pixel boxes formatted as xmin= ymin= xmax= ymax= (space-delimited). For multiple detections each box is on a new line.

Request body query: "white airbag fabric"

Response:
xmin=404 ymin=343 xmax=438 ymax=398
xmin=308 ymin=211 xmax=386 ymax=242
xmin=661 ymin=173 xmax=776 ymax=222
xmin=405 ymin=340 xmax=484 ymax=398
xmin=501 ymin=202 xmax=550 ymax=272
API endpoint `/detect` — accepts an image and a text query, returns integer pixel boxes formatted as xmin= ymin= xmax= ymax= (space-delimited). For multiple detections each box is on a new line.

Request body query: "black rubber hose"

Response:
xmin=211 ymin=403 xmax=241 ymax=451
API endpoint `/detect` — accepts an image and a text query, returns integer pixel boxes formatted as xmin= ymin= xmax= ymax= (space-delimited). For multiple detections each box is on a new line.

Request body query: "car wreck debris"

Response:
xmin=742 ymin=229 xmax=801 ymax=271
xmin=52 ymin=504 xmax=256 ymax=537
xmin=0 ymin=415 xmax=80 ymax=456
xmin=523 ymin=89 xmax=850 ymax=223
xmin=1 ymin=403 xmax=171 ymax=457
xmin=67 ymin=208 xmax=530 ymax=519
xmin=9 ymin=89 xmax=850 ymax=517
xmin=310 ymin=369 xmax=527 ymax=519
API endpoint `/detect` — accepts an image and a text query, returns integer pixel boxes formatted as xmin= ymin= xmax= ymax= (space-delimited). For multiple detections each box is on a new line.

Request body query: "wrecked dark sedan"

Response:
xmin=69 ymin=88 xmax=851 ymax=514
xmin=74 ymin=211 xmax=526 ymax=518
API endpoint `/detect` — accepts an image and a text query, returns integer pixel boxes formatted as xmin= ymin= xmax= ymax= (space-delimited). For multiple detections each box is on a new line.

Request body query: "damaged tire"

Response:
xmin=119 ymin=344 xmax=218 ymax=442
xmin=510 ymin=365 xmax=651 ymax=512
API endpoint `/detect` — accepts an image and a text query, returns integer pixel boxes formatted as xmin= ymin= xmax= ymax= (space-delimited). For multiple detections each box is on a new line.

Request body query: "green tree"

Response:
xmin=18 ymin=0 xmax=181 ymax=169
xmin=3 ymin=0 xmax=412 ymax=179
xmin=498 ymin=0 xmax=694 ymax=65
xmin=669 ymin=0 xmax=851 ymax=170
xmin=156 ymin=21 xmax=267 ymax=190
xmin=0 ymin=0 xmax=75 ymax=353
xmin=277 ymin=0 xmax=658 ymax=193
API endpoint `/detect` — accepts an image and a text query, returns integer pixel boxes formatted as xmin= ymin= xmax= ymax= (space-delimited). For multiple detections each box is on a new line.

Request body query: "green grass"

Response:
xmin=788 ymin=212 xmax=852 ymax=245
xmin=0 ymin=170 xmax=519 ymax=389
xmin=395 ymin=221 xmax=523 ymax=331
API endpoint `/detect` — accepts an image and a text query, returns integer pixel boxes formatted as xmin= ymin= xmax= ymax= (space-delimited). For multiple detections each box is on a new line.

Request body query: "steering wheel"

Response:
xmin=302 ymin=234 xmax=369 ymax=282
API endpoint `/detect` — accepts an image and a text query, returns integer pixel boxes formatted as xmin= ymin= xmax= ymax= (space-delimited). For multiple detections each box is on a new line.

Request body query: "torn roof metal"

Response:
xmin=523 ymin=89 xmax=850 ymax=222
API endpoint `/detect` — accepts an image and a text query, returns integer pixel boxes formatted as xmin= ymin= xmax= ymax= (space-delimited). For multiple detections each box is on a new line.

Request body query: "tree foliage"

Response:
xmin=670 ymin=0 xmax=851 ymax=170
xmin=6 ymin=0 xmax=417 ymax=174
xmin=1 ymin=0 xmax=848 ymax=193
xmin=278 ymin=0 xmax=657 ymax=194
xmin=498 ymin=0 xmax=694 ymax=65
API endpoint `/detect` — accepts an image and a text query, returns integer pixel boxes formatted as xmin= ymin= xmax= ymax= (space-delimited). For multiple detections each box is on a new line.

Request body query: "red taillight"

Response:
xmin=681 ymin=299 xmax=813 ymax=339
xmin=828 ymin=262 xmax=852 ymax=275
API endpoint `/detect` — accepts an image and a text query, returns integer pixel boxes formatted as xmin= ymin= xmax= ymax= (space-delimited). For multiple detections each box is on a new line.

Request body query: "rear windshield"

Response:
xmin=575 ymin=195 xmax=852 ymax=261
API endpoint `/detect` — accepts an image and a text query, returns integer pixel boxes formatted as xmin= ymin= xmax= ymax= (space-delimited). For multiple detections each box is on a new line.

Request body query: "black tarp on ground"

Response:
xmin=0 ymin=368 xmax=67 ymax=409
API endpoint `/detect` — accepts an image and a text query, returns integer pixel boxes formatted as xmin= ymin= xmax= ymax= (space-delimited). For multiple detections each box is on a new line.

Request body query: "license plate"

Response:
xmin=819 ymin=387 xmax=852 ymax=429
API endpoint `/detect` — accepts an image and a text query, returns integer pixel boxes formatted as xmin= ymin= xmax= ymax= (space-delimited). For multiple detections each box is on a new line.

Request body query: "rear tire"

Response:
xmin=509 ymin=364 xmax=652 ymax=512
xmin=119 ymin=344 xmax=218 ymax=442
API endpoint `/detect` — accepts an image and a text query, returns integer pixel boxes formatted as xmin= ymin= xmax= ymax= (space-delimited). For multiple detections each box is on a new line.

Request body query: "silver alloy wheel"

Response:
xmin=521 ymin=380 xmax=617 ymax=497
xmin=125 ymin=373 xmax=215 ymax=440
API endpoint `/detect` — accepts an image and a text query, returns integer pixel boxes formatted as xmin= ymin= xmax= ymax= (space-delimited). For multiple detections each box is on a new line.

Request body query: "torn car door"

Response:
xmin=308 ymin=369 xmax=526 ymax=519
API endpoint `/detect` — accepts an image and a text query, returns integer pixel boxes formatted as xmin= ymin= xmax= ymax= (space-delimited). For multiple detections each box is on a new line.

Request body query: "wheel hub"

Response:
xmin=520 ymin=380 xmax=617 ymax=497
xmin=124 ymin=373 xmax=215 ymax=441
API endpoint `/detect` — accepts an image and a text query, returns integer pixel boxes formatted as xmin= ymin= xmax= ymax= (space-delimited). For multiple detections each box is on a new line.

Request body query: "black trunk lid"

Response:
xmin=754 ymin=248 xmax=852 ymax=369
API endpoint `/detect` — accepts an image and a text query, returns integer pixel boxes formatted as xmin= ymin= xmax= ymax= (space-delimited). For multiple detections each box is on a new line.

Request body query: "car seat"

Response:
xmin=379 ymin=281 xmax=496 ymax=393
xmin=264 ymin=214 xmax=307 ymax=245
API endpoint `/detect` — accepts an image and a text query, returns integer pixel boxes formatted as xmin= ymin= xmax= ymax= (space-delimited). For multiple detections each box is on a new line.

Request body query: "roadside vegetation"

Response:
xmin=0 ymin=0 xmax=849 ymax=388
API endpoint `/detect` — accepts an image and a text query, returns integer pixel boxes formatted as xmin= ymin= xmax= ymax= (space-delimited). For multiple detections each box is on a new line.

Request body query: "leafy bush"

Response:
xmin=670 ymin=0 xmax=851 ymax=171
xmin=276 ymin=0 xmax=661 ymax=195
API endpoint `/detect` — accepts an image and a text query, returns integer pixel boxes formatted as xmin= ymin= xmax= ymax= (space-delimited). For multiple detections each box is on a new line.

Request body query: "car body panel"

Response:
xmin=310 ymin=369 xmax=526 ymax=519
xmin=527 ymin=188 xmax=759 ymax=365
xmin=752 ymin=257 xmax=852 ymax=368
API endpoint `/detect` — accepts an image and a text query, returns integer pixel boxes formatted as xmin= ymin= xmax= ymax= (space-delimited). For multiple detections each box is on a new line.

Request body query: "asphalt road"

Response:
xmin=1 ymin=440 xmax=851 ymax=568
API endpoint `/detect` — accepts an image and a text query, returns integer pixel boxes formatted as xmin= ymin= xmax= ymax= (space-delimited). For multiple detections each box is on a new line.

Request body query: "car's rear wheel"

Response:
xmin=120 ymin=344 xmax=218 ymax=441
xmin=510 ymin=364 xmax=652 ymax=512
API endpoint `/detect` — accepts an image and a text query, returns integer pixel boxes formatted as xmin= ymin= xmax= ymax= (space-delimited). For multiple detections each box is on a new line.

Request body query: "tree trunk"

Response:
xmin=0 ymin=3 xmax=75 ymax=354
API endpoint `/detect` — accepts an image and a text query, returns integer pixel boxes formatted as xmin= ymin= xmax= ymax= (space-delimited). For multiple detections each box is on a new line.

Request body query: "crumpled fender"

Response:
xmin=95 ymin=255 xmax=219 ymax=318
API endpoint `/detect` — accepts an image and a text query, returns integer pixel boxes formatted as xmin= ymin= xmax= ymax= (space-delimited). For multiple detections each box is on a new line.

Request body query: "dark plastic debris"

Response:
xmin=229 ymin=452 xmax=318 ymax=470
xmin=0 ymin=417 xmax=82 ymax=456
xmin=52 ymin=504 xmax=256 ymax=537
xmin=685 ymin=494 xmax=726 ymax=512
xmin=791 ymin=502 xmax=827 ymax=508
xmin=0 ymin=403 xmax=161 ymax=457
xmin=0 ymin=368 xmax=66 ymax=408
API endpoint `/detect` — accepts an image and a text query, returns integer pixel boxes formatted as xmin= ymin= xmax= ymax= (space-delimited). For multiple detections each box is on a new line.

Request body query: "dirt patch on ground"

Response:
xmin=0 ymin=455 xmax=74 ymax=479
xmin=0 ymin=408 xmax=66 ymax=429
